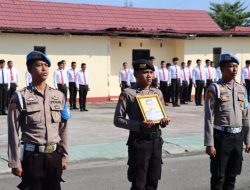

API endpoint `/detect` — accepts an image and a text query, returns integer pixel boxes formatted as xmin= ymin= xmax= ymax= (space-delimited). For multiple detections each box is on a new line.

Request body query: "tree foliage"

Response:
xmin=209 ymin=0 xmax=250 ymax=30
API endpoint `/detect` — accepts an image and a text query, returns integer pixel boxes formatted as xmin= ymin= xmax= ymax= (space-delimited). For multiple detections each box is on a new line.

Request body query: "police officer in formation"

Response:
xmin=8 ymin=51 xmax=70 ymax=190
xmin=204 ymin=53 xmax=250 ymax=190
xmin=7 ymin=60 xmax=19 ymax=107
xmin=114 ymin=59 xmax=169 ymax=190
xmin=241 ymin=60 xmax=250 ymax=102
xmin=0 ymin=59 xmax=10 ymax=115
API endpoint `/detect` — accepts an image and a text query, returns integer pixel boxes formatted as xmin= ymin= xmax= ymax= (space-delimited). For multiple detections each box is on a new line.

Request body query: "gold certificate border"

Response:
xmin=136 ymin=94 xmax=167 ymax=124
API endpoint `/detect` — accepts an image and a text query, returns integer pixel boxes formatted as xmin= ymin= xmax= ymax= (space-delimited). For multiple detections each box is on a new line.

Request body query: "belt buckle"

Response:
xmin=150 ymin=132 xmax=157 ymax=139
xmin=44 ymin=145 xmax=54 ymax=154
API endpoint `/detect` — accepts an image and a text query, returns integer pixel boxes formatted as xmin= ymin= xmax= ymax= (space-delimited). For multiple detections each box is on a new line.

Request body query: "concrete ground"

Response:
xmin=0 ymin=101 xmax=205 ymax=173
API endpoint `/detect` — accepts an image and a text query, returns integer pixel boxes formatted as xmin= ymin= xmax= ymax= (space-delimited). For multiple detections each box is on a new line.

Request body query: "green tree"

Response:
xmin=209 ymin=0 xmax=250 ymax=30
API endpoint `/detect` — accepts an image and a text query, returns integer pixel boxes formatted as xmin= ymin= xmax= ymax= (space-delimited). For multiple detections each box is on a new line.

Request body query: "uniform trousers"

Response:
xmin=57 ymin=84 xmax=67 ymax=101
xmin=195 ymin=80 xmax=205 ymax=105
xmin=121 ymin=81 xmax=129 ymax=91
xmin=69 ymin=82 xmax=77 ymax=108
xmin=151 ymin=79 xmax=158 ymax=88
xmin=166 ymin=85 xmax=172 ymax=103
xmin=79 ymin=84 xmax=88 ymax=110
xmin=171 ymin=79 xmax=180 ymax=106
xmin=210 ymin=130 xmax=243 ymax=190
xmin=180 ymin=81 xmax=188 ymax=104
xmin=0 ymin=83 xmax=8 ymax=114
xmin=7 ymin=83 xmax=17 ymax=107
xmin=244 ymin=79 xmax=250 ymax=102
xmin=18 ymin=149 xmax=63 ymax=190
xmin=127 ymin=131 xmax=163 ymax=190
xmin=159 ymin=81 xmax=168 ymax=103
xmin=188 ymin=78 xmax=193 ymax=101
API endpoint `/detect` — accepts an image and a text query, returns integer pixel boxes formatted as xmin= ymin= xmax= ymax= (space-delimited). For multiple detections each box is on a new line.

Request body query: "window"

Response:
xmin=34 ymin=46 xmax=46 ymax=54
xmin=213 ymin=47 xmax=221 ymax=67
xmin=132 ymin=49 xmax=150 ymax=61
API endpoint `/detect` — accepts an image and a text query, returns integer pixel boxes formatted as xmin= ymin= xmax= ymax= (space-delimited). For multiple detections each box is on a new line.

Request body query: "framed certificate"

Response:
xmin=136 ymin=94 xmax=167 ymax=123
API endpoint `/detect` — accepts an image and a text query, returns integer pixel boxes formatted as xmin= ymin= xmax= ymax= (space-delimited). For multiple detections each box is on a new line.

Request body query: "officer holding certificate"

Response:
xmin=114 ymin=59 xmax=170 ymax=190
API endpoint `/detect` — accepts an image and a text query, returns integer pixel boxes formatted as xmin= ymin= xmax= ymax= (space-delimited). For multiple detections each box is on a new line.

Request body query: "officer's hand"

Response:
xmin=206 ymin=146 xmax=216 ymax=157
xmin=62 ymin=159 xmax=68 ymax=170
xmin=160 ymin=117 xmax=170 ymax=128
xmin=245 ymin=144 xmax=250 ymax=153
xmin=157 ymin=84 xmax=160 ymax=88
xmin=119 ymin=84 xmax=122 ymax=87
xmin=141 ymin=120 xmax=154 ymax=128
xmin=12 ymin=167 xmax=23 ymax=177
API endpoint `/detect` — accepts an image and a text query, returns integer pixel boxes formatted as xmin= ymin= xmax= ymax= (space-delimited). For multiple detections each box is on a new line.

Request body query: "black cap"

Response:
xmin=133 ymin=59 xmax=155 ymax=71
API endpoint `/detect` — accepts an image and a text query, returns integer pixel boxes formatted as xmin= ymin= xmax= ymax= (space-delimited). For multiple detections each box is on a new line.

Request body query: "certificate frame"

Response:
xmin=136 ymin=94 xmax=167 ymax=123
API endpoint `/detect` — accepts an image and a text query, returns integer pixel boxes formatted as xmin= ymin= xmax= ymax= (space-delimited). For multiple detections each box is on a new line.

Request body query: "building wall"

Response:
xmin=183 ymin=37 xmax=250 ymax=82
xmin=109 ymin=37 xmax=176 ymax=96
xmin=0 ymin=33 xmax=111 ymax=100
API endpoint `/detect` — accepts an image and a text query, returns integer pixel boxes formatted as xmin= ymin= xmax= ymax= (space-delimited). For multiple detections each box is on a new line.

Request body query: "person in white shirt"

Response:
xmin=25 ymin=71 xmax=32 ymax=87
xmin=241 ymin=60 xmax=250 ymax=102
xmin=62 ymin=59 xmax=70 ymax=72
xmin=158 ymin=60 xmax=170 ymax=105
xmin=204 ymin=59 xmax=216 ymax=99
xmin=187 ymin=60 xmax=193 ymax=102
xmin=166 ymin=63 xmax=172 ymax=103
xmin=216 ymin=66 xmax=222 ymax=82
xmin=67 ymin=61 xmax=79 ymax=110
xmin=119 ymin=62 xmax=130 ymax=91
xmin=54 ymin=61 xmax=69 ymax=100
xmin=192 ymin=59 xmax=206 ymax=106
xmin=7 ymin=60 xmax=19 ymax=107
xmin=128 ymin=67 xmax=136 ymax=89
xmin=169 ymin=57 xmax=182 ymax=107
xmin=76 ymin=63 xmax=90 ymax=111
xmin=0 ymin=59 xmax=10 ymax=115
xmin=149 ymin=56 xmax=160 ymax=88
xmin=180 ymin=62 xmax=190 ymax=104
xmin=211 ymin=61 xmax=217 ymax=81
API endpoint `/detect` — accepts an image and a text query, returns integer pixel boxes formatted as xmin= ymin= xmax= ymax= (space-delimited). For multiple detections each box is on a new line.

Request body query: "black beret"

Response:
xmin=133 ymin=59 xmax=155 ymax=71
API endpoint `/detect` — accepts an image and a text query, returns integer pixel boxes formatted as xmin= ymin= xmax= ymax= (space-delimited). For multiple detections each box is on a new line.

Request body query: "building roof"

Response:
xmin=228 ymin=26 xmax=250 ymax=32
xmin=0 ymin=0 xmax=222 ymax=37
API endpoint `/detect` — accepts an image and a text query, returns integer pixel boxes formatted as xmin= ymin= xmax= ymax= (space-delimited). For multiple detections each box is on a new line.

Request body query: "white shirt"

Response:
xmin=119 ymin=68 xmax=129 ymax=83
xmin=76 ymin=70 xmax=91 ymax=88
xmin=169 ymin=64 xmax=182 ymax=82
xmin=25 ymin=71 xmax=32 ymax=87
xmin=7 ymin=67 xmax=19 ymax=85
xmin=158 ymin=67 xmax=170 ymax=82
xmin=242 ymin=67 xmax=250 ymax=83
xmin=192 ymin=66 xmax=206 ymax=84
xmin=153 ymin=65 xmax=160 ymax=83
xmin=128 ymin=68 xmax=136 ymax=83
xmin=0 ymin=68 xmax=10 ymax=88
xmin=67 ymin=68 xmax=79 ymax=83
xmin=180 ymin=67 xmax=190 ymax=84
xmin=216 ymin=67 xmax=222 ymax=81
xmin=187 ymin=66 xmax=193 ymax=79
xmin=204 ymin=66 xmax=216 ymax=81
xmin=54 ymin=69 xmax=69 ymax=88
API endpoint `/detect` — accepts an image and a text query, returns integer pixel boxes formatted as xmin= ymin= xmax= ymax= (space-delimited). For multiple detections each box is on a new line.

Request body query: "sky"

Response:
xmin=39 ymin=0 xmax=250 ymax=10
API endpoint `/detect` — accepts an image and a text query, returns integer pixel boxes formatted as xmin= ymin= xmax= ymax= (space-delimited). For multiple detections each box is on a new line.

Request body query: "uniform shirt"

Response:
xmin=8 ymin=85 xmax=68 ymax=168
xmin=54 ymin=69 xmax=69 ymax=88
xmin=204 ymin=66 xmax=216 ymax=82
xmin=158 ymin=67 xmax=170 ymax=82
xmin=119 ymin=68 xmax=129 ymax=83
xmin=241 ymin=66 xmax=250 ymax=83
xmin=169 ymin=64 xmax=181 ymax=80
xmin=76 ymin=70 xmax=91 ymax=89
xmin=129 ymin=68 xmax=136 ymax=83
xmin=187 ymin=66 xmax=193 ymax=79
xmin=216 ymin=67 xmax=222 ymax=81
xmin=153 ymin=65 xmax=160 ymax=84
xmin=7 ymin=67 xmax=19 ymax=85
xmin=67 ymin=68 xmax=79 ymax=83
xmin=114 ymin=87 xmax=164 ymax=132
xmin=0 ymin=68 xmax=10 ymax=88
xmin=180 ymin=67 xmax=190 ymax=84
xmin=204 ymin=80 xmax=250 ymax=146
xmin=192 ymin=66 xmax=206 ymax=84
xmin=25 ymin=71 xmax=32 ymax=87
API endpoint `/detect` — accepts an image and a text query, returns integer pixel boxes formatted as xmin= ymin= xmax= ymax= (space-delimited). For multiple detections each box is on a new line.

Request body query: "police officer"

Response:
xmin=0 ymin=59 xmax=10 ymax=115
xmin=8 ymin=51 xmax=70 ymax=190
xmin=241 ymin=60 xmax=250 ymax=102
xmin=204 ymin=53 xmax=250 ymax=190
xmin=114 ymin=59 xmax=169 ymax=190
xmin=67 ymin=61 xmax=78 ymax=110
xmin=119 ymin=62 xmax=130 ymax=91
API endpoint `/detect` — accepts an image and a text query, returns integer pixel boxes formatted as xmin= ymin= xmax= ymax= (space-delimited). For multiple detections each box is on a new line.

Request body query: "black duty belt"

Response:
xmin=131 ymin=129 xmax=161 ymax=140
